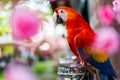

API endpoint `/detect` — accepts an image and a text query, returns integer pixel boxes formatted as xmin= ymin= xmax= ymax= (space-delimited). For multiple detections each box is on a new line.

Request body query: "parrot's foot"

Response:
xmin=79 ymin=56 xmax=85 ymax=65
xmin=80 ymin=59 xmax=85 ymax=65
xmin=75 ymin=56 xmax=85 ymax=65
xmin=76 ymin=56 xmax=85 ymax=65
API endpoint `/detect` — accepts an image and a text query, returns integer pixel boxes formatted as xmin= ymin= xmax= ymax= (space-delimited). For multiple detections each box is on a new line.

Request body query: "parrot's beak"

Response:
xmin=53 ymin=12 xmax=64 ymax=24
xmin=56 ymin=15 xmax=64 ymax=24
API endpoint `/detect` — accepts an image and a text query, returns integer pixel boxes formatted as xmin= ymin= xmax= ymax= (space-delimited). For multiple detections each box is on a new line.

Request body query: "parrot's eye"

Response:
xmin=59 ymin=10 xmax=65 ymax=14
xmin=60 ymin=10 xmax=64 ymax=13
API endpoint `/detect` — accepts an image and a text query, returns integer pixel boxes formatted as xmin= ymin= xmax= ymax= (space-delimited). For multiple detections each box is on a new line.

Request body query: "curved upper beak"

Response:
xmin=53 ymin=12 xmax=64 ymax=24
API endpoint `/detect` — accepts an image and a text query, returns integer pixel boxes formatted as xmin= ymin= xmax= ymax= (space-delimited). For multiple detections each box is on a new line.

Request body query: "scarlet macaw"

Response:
xmin=53 ymin=6 xmax=117 ymax=80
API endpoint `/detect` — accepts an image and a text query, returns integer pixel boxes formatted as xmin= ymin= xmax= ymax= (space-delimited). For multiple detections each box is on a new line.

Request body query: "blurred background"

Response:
xmin=0 ymin=0 xmax=120 ymax=80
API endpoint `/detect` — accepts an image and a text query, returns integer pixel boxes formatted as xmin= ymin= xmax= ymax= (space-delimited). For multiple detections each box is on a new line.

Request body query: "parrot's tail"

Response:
xmin=98 ymin=71 xmax=115 ymax=80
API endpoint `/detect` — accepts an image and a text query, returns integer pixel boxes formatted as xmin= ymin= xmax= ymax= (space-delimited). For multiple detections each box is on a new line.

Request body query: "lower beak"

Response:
xmin=56 ymin=15 xmax=64 ymax=24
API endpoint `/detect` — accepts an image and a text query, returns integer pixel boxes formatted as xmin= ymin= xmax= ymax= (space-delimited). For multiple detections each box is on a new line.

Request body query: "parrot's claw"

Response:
xmin=80 ymin=59 xmax=85 ymax=65
xmin=79 ymin=57 xmax=85 ymax=65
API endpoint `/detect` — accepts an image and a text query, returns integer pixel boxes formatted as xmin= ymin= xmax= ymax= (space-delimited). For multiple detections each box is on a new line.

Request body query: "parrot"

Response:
xmin=53 ymin=6 xmax=117 ymax=80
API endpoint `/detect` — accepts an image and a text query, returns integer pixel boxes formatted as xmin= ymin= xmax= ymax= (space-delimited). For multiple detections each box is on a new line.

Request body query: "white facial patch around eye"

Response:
xmin=58 ymin=10 xmax=67 ymax=22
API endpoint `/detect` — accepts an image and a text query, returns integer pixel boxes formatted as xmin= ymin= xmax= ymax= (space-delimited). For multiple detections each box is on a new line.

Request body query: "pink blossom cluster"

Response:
xmin=95 ymin=1 xmax=120 ymax=56
xmin=113 ymin=0 xmax=120 ymax=12
xmin=93 ymin=27 xmax=119 ymax=55
xmin=97 ymin=5 xmax=114 ymax=25
xmin=113 ymin=0 xmax=120 ymax=24
xmin=10 ymin=7 xmax=41 ymax=40
xmin=97 ymin=0 xmax=120 ymax=25
xmin=4 ymin=63 xmax=37 ymax=80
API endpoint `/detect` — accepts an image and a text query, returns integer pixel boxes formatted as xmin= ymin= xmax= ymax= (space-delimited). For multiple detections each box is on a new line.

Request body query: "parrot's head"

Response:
xmin=53 ymin=6 xmax=80 ymax=24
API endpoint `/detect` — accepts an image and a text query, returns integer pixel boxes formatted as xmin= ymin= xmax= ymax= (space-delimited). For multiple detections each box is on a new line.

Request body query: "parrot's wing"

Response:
xmin=74 ymin=34 xmax=117 ymax=78
xmin=77 ymin=47 xmax=117 ymax=79
xmin=74 ymin=33 xmax=108 ymax=63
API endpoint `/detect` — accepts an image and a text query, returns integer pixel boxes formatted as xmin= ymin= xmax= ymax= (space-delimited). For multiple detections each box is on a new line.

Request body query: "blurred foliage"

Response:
xmin=0 ymin=71 xmax=3 ymax=80
xmin=31 ymin=61 xmax=57 ymax=80
xmin=0 ymin=3 xmax=11 ymax=35
xmin=4 ymin=45 xmax=14 ymax=54
xmin=0 ymin=0 xmax=11 ymax=4
xmin=1 ymin=0 xmax=20 ymax=5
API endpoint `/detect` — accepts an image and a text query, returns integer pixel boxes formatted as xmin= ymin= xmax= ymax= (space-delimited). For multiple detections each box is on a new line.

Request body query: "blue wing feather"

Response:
xmin=77 ymin=47 xmax=117 ymax=79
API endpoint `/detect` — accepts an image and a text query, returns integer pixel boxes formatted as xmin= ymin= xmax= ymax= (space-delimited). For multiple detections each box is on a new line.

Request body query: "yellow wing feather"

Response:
xmin=83 ymin=47 xmax=108 ymax=63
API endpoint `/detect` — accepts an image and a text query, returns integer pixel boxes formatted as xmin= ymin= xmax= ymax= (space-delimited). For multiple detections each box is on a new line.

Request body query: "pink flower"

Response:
xmin=93 ymin=27 xmax=119 ymax=55
xmin=10 ymin=7 xmax=41 ymax=40
xmin=97 ymin=5 xmax=115 ymax=25
xmin=4 ymin=63 xmax=37 ymax=80
xmin=112 ymin=0 xmax=120 ymax=24
xmin=113 ymin=0 xmax=120 ymax=12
